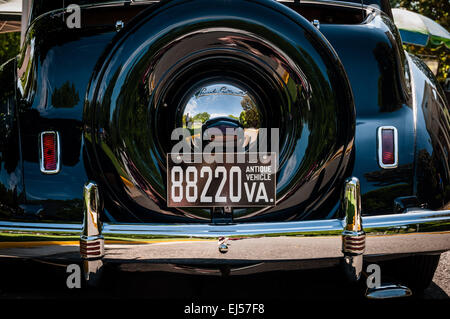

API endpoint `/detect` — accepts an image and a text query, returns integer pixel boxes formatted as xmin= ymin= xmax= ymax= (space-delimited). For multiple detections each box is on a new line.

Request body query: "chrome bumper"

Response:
xmin=1 ymin=210 xmax=449 ymax=267
xmin=0 ymin=178 xmax=449 ymax=279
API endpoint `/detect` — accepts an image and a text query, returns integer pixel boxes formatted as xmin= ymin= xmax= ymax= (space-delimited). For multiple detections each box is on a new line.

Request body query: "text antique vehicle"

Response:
xmin=1 ymin=0 xmax=449 ymax=297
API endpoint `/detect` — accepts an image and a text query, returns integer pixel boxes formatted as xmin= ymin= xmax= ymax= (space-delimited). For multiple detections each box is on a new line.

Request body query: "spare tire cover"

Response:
xmin=85 ymin=0 xmax=355 ymax=222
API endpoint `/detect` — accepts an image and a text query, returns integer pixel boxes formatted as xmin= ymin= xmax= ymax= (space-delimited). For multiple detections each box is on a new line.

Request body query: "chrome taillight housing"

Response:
xmin=378 ymin=126 xmax=398 ymax=169
xmin=39 ymin=131 xmax=60 ymax=174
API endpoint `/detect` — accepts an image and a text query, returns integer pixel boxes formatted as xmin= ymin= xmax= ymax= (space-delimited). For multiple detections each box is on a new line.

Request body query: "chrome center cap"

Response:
xmin=182 ymin=83 xmax=261 ymax=149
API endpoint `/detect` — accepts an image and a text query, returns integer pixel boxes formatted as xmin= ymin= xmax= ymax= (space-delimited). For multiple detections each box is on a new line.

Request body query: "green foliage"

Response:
xmin=51 ymin=81 xmax=80 ymax=108
xmin=192 ymin=112 xmax=210 ymax=123
xmin=239 ymin=96 xmax=260 ymax=128
xmin=0 ymin=32 xmax=20 ymax=66
xmin=406 ymin=44 xmax=449 ymax=83
xmin=362 ymin=183 xmax=411 ymax=214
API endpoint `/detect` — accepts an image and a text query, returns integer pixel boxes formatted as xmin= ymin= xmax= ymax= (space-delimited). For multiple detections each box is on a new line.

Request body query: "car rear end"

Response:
xmin=0 ymin=0 xmax=449 ymax=295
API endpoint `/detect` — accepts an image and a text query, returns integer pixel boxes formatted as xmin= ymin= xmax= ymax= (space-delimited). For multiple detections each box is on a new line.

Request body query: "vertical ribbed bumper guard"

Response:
xmin=80 ymin=182 xmax=104 ymax=285
xmin=341 ymin=177 xmax=365 ymax=281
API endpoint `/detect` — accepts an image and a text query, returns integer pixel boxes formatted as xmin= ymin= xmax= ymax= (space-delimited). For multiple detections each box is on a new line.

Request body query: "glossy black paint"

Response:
xmin=320 ymin=11 xmax=416 ymax=215
xmin=0 ymin=59 xmax=25 ymax=220
xmin=410 ymin=55 xmax=450 ymax=211
xmin=26 ymin=1 xmax=392 ymax=23
xmin=84 ymin=0 xmax=355 ymax=222
xmin=1 ymin=0 xmax=449 ymax=224
xmin=13 ymin=10 xmax=118 ymax=222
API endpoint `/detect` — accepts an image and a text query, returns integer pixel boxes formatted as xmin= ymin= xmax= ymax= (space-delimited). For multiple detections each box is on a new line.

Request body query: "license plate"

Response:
xmin=167 ymin=153 xmax=276 ymax=207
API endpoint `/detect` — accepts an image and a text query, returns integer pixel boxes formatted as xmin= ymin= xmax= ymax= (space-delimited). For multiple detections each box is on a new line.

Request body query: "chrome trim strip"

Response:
xmin=0 ymin=209 xmax=449 ymax=239
xmin=0 ymin=221 xmax=81 ymax=232
xmin=102 ymin=219 xmax=344 ymax=237
xmin=0 ymin=209 xmax=449 ymax=263
xmin=103 ymin=210 xmax=450 ymax=238
xmin=0 ymin=209 xmax=449 ymax=237
xmin=377 ymin=126 xmax=399 ymax=169
xmin=278 ymin=0 xmax=367 ymax=10
xmin=39 ymin=131 xmax=61 ymax=174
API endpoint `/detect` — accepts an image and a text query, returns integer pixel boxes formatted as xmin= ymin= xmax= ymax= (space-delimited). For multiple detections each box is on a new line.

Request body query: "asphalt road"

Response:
xmin=424 ymin=251 xmax=450 ymax=299
xmin=0 ymin=252 xmax=448 ymax=301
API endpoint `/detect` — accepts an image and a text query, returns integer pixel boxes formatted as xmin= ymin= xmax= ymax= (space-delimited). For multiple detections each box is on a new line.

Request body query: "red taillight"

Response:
xmin=378 ymin=127 xmax=397 ymax=168
xmin=40 ymin=131 xmax=59 ymax=173
xmin=381 ymin=129 xmax=394 ymax=165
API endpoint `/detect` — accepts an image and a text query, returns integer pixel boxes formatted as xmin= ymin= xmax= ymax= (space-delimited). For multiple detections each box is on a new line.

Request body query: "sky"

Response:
xmin=184 ymin=84 xmax=249 ymax=120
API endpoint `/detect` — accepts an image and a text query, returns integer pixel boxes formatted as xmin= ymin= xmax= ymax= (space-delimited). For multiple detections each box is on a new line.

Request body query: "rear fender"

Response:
xmin=0 ymin=58 xmax=25 ymax=219
xmin=409 ymin=54 xmax=450 ymax=210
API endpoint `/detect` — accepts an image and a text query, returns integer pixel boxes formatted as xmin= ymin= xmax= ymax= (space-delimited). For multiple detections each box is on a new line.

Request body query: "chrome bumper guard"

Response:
xmin=1 ymin=178 xmax=449 ymax=281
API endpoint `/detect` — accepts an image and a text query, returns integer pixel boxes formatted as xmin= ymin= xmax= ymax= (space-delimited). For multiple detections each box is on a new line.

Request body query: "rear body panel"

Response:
xmin=5 ymin=1 xmax=442 ymax=224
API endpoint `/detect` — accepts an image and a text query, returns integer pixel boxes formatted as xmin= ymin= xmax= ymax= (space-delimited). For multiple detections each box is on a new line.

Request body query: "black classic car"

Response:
xmin=0 ymin=0 xmax=449 ymax=298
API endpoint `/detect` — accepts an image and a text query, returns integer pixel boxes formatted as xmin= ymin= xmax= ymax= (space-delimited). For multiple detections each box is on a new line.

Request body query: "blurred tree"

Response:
xmin=0 ymin=32 xmax=20 ymax=66
xmin=192 ymin=112 xmax=210 ymax=123
xmin=405 ymin=44 xmax=448 ymax=84
xmin=240 ymin=96 xmax=260 ymax=128
xmin=51 ymin=82 xmax=80 ymax=108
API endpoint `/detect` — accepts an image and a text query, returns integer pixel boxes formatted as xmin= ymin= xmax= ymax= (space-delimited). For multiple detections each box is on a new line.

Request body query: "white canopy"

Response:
xmin=0 ymin=0 xmax=22 ymax=34
xmin=392 ymin=8 xmax=450 ymax=49
xmin=0 ymin=0 xmax=22 ymax=14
